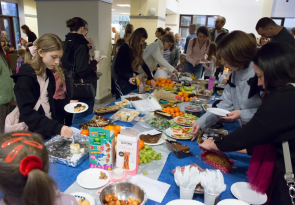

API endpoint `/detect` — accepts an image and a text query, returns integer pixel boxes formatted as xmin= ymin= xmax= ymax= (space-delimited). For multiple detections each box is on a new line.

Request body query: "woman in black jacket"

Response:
xmin=11 ymin=33 xmax=73 ymax=138
xmin=21 ymin=25 xmax=37 ymax=47
xmin=61 ymin=17 xmax=102 ymax=124
xmin=199 ymin=43 xmax=295 ymax=205
xmin=115 ymin=28 xmax=156 ymax=98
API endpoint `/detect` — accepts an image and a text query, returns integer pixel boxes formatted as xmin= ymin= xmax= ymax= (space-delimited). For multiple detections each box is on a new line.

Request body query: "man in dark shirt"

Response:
xmin=256 ymin=17 xmax=295 ymax=47
xmin=184 ymin=24 xmax=196 ymax=54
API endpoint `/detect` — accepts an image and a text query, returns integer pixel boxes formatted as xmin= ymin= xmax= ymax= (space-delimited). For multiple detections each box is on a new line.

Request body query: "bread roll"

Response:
xmin=81 ymin=200 xmax=90 ymax=205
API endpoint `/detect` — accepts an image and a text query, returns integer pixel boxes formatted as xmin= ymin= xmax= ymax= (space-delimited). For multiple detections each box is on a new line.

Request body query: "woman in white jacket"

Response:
xmin=141 ymin=34 xmax=178 ymax=75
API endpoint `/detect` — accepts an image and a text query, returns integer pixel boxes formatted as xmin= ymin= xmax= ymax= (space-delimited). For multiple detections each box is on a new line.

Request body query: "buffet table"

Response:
xmin=48 ymin=93 xmax=251 ymax=205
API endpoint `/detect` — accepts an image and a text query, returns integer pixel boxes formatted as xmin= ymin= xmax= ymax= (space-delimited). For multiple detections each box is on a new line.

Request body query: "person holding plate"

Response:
xmin=199 ymin=42 xmax=295 ymax=205
xmin=190 ymin=31 xmax=262 ymax=141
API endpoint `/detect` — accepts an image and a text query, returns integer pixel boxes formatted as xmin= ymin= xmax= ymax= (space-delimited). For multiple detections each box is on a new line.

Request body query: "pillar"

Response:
xmin=130 ymin=0 xmax=167 ymax=45
xmin=262 ymin=0 xmax=274 ymax=17
xmin=35 ymin=0 xmax=112 ymax=100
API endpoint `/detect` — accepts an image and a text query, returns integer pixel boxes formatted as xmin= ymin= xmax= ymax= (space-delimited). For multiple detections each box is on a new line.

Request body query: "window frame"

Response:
xmin=179 ymin=14 xmax=219 ymax=30
xmin=0 ymin=1 xmax=21 ymax=48
xmin=271 ymin=17 xmax=285 ymax=26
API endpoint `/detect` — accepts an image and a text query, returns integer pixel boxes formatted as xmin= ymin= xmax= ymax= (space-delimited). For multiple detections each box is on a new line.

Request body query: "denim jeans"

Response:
xmin=184 ymin=61 xmax=203 ymax=79
xmin=72 ymin=97 xmax=95 ymax=124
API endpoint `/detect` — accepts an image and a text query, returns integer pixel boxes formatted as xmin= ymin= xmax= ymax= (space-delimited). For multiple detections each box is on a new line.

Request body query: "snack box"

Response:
xmin=165 ymin=140 xmax=193 ymax=159
xmin=201 ymin=151 xmax=234 ymax=174
xmin=88 ymin=127 xmax=115 ymax=171
xmin=116 ymin=134 xmax=139 ymax=175
xmin=121 ymin=94 xmax=148 ymax=108
xmin=154 ymin=110 xmax=173 ymax=119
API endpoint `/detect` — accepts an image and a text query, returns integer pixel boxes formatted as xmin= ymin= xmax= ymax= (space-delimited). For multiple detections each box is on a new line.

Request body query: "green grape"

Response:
xmin=143 ymin=159 xmax=147 ymax=163
xmin=143 ymin=171 xmax=148 ymax=175
xmin=147 ymin=159 xmax=151 ymax=163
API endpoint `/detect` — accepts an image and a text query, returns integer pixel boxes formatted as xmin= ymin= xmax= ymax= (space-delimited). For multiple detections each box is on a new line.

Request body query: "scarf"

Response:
xmin=247 ymin=144 xmax=276 ymax=194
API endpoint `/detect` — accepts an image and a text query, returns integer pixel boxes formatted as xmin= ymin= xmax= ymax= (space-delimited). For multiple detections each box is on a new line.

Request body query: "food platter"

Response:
xmin=165 ymin=125 xmax=193 ymax=140
xmin=139 ymin=131 xmax=166 ymax=146
xmin=64 ymin=102 xmax=88 ymax=114
xmin=174 ymin=113 xmax=198 ymax=127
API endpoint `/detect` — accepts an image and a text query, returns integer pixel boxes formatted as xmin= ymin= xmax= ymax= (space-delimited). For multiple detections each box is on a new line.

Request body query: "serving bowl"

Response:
xmin=99 ymin=182 xmax=147 ymax=204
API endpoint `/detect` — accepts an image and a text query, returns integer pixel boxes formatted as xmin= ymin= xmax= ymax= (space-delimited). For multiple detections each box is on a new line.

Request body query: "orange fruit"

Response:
xmin=147 ymin=80 xmax=151 ymax=85
xmin=158 ymin=78 xmax=162 ymax=81
xmin=114 ymin=125 xmax=121 ymax=133
xmin=114 ymin=130 xmax=119 ymax=136
xmin=107 ymin=126 xmax=114 ymax=131
xmin=162 ymin=78 xmax=167 ymax=83
xmin=167 ymin=79 xmax=171 ymax=83
xmin=178 ymin=92 xmax=184 ymax=96
xmin=175 ymin=112 xmax=180 ymax=117
xmin=183 ymin=93 xmax=189 ymax=98
xmin=185 ymin=97 xmax=190 ymax=102
xmin=171 ymin=83 xmax=175 ymax=87
xmin=170 ymin=109 xmax=175 ymax=114
xmin=190 ymin=97 xmax=193 ymax=100
xmin=173 ymin=113 xmax=176 ymax=118
xmin=180 ymin=111 xmax=184 ymax=115
xmin=139 ymin=140 xmax=145 ymax=150
xmin=80 ymin=129 xmax=89 ymax=136
xmin=153 ymin=78 xmax=157 ymax=81
xmin=174 ymin=107 xmax=180 ymax=112
xmin=156 ymin=81 xmax=159 ymax=86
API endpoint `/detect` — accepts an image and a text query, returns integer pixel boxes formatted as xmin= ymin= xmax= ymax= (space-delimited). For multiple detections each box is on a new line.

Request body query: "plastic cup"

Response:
xmin=204 ymin=190 xmax=219 ymax=205
xmin=180 ymin=186 xmax=195 ymax=200
xmin=94 ymin=51 xmax=100 ymax=58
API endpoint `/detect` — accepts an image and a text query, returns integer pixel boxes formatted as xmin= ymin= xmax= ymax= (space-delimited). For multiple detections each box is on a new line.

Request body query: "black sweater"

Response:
xmin=27 ymin=31 xmax=37 ymax=43
xmin=216 ymin=84 xmax=295 ymax=204
xmin=11 ymin=64 xmax=63 ymax=138
xmin=61 ymin=33 xmax=97 ymax=78
xmin=114 ymin=43 xmax=153 ymax=81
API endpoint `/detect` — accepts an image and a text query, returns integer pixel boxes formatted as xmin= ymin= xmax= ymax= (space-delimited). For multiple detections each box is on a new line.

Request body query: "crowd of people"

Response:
xmin=0 ymin=15 xmax=295 ymax=205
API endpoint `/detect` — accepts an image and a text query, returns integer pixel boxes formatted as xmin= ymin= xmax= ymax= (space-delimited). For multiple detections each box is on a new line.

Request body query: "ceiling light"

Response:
xmin=121 ymin=13 xmax=130 ymax=15
xmin=117 ymin=4 xmax=130 ymax=7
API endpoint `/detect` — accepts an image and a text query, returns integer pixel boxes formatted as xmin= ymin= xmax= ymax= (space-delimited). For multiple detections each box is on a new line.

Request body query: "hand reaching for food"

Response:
xmin=199 ymin=139 xmax=219 ymax=151
xmin=60 ymin=126 xmax=73 ymax=137
xmin=219 ymin=110 xmax=241 ymax=121
xmin=190 ymin=122 xmax=200 ymax=141
xmin=150 ymin=79 xmax=156 ymax=88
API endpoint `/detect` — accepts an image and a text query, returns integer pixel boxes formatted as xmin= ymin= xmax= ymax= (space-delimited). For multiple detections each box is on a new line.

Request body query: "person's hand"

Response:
xmin=150 ymin=79 xmax=156 ymax=88
xmin=195 ymin=59 xmax=201 ymax=65
xmin=219 ymin=110 xmax=241 ymax=121
xmin=94 ymin=55 xmax=103 ymax=63
xmin=129 ymin=77 xmax=136 ymax=85
xmin=222 ymin=78 xmax=228 ymax=85
xmin=190 ymin=122 xmax=200 ymax=141
xmin=173 ymin=69 xmax=178 ymax=75
xmin=70 ymin=100 xmax=78 ymax=103
xmin=60 ymin=126 xmax=74 ymax=137
xmin=179 ymin=46 xmax=182 ymax=50
xmin=199 ymin=139 xmax=219 ymax=151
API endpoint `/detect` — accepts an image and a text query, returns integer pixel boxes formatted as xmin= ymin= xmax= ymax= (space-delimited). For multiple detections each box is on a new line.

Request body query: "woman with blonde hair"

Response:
xmin=123 ymin=24 xmax=134 ymax=43
xmin=11 ymin=33 xmax=73 ymax=138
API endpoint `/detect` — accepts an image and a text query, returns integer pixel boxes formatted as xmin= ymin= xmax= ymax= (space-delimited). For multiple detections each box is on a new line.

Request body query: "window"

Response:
xmin=0 ymin=1 xmax=20 ymax=48
xmin=179 ymin=15 xmax=218 ymax=48
xmin=271 ymin=17 xmax=295 ymax=32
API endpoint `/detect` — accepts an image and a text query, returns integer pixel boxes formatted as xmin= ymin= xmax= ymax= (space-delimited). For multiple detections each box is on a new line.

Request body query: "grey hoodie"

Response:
xmin=196 ymin=62 xmax=262 ymax=129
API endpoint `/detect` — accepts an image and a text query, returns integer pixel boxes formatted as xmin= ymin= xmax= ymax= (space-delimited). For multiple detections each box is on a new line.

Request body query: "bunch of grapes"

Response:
xmin=139 ymin=145 xmax=161 ymax=164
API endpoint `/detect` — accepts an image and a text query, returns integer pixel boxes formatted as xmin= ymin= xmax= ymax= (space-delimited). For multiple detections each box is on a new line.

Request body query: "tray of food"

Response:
xmin=148 ymin=116 xmax=172 ymax=130
xmin=139 ymin=130 xmax=166 ymax=146
xmin=110 ymin=109 xmax=140 ymax=122
xmin=45 ymin=134 xmax=89 ymax=167
xmin=174 ymin=113 xmax=198 ymax=127
xmin=202 ymin=151 xmax=234 ymax=173
xmin=115 ymin=99 xmax=131 ymax=108
xmin=79 ymin=115 xmax=110 ymax=130
xmin=197 ymin=128 xmax=228 ymax=144
xmin=64 ymin=102 xmax=88 ymax=114
xmin=185 ymin=105 xmax=202 ymax=117
xmin=165 ymin=124 xmax=193 ymax=140
xmin=202 ymin=104 xmax=212 ymax=111
xmin=165 ymin=140 xmax=193 ymax=158
xmin=94 ymin=105 xmax=122 ymax=115
xmin=121 ymin=94 xmax=148 ymax=102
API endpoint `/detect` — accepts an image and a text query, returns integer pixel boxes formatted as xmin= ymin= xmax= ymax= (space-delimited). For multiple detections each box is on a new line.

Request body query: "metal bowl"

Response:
xmin=99 ymin=182 xmax=147 ymax=204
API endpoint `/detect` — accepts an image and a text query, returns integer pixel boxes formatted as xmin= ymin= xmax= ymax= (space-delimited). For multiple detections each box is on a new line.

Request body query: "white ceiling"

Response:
xmin=112 ymin=0 xmax=130 ymax=16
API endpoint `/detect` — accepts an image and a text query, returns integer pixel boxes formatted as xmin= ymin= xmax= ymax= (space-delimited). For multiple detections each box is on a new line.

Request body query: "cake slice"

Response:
xmin=170 ymin=142 xmax=190 ymax=152
xmin=140 ymin=133 xmax=162 ymax=144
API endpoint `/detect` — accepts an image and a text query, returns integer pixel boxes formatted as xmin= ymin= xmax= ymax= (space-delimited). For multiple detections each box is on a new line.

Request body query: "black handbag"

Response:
xmin=64 ymin=50 xmax=97 ymax=99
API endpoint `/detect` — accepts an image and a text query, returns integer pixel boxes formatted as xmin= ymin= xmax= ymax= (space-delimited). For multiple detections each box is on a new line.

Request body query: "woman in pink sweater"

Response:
xmin=184 ymin=26 xmax=210 ymax=79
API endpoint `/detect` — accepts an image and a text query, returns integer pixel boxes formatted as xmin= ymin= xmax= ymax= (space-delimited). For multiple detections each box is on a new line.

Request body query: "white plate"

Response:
xmin=165 ymin=128 xmax=192 ymax=140
xmin=231 ymin=182 xmax=267 ymax=204
xmin=202 ymin=104 xmax=212 ymax=111
xmin=174 ymin=116 xmax=194 ymax=127
xmin=217 ymin=199 xmax=249 ymax=205
xmin=70 ymin=192 xmax=95 ymax=205
xmin=207 ymin=108 xmax=230 ymax=117
xmin=167 ymin=200 xmax=204 ymax=205
xmin=139 ymin=131 xmax=166 ymax=146
xmin=64 ymin=102 xmax=89 ymax=114
xmin=77 ymin=168 xmax=110 ymax=189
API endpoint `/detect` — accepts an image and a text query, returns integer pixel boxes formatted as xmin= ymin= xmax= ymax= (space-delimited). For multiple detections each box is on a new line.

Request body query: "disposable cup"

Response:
xmin=94 ymin=51 xmax=100 ymax=58
xmin=180 ymin=186 xmax=195 ymax=200
xmin=204 ymin=190 xmax=219 ymax=205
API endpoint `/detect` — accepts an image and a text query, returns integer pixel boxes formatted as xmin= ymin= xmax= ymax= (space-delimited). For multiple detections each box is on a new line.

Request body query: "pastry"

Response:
xmin=170 ymin=142 xmax=190 ymax=152
xmin=99 ymin=171 xmax=108 ymax=180
xmin=70 ymin=143 xmax=81 ymax=154
xmin=205 ymin=153 xmax=231 ymax=167
xmin=81 ymin=200 xmax=90 ymax=205
xmin=74 ymin=104 xmax=86 ymax=112
xmin=140 ymin=133 xmax=162 ymax=144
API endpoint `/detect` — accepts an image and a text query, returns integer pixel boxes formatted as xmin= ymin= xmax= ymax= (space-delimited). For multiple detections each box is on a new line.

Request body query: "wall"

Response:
xmin=179 ymin=0 xmax=266 ymax=35
xmin=165 ymin=14 xmax=179 ymax=34
xmin=23 ymin=0 xmax=38 ymax=37
xmin=166 ymin=0 xmax=179 ymax=14
xmin=271 ymin=0 xmax=295 ymax=17
xmin=36 ymin=0 xmax=112 ymax=100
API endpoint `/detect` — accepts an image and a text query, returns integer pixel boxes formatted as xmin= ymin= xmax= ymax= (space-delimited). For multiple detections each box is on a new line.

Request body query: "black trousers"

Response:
xmin=53 ymin=98 xmax=73 ymax=126
xmin=116 ymin=77 xmax=136 ymax=99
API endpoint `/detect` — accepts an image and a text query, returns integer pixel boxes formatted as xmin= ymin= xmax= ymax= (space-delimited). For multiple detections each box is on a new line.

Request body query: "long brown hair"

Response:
xmin=217 ymin=31 xmax=256 ymax=69
xmin=129 ymin=28 xmax=148 ymax=72
xmin=28 ymin=34 xmax=65 ymax=82
xmin=207 ymin=42 xmax=217 ymax=62
xmin=0 ymin=131 xmax=56 ymax=205
xmin=21 ymin=25 xmax=31 ymax=35
xmin=123 ymin=24 xmax=134 ymax=42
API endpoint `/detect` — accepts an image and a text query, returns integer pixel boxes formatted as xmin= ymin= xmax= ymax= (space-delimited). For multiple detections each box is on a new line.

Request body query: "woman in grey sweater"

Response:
xmin=191 ymin=31 xmax=262 ymax=140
